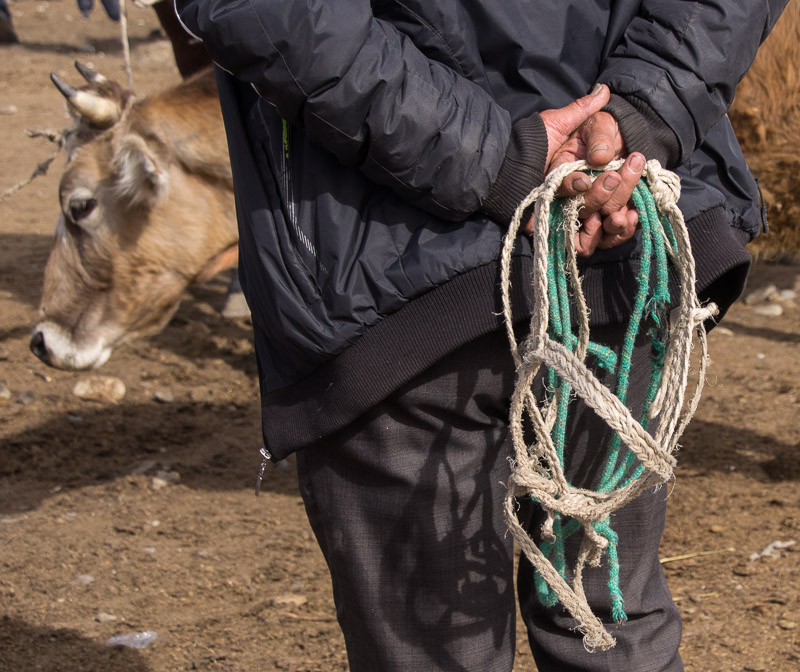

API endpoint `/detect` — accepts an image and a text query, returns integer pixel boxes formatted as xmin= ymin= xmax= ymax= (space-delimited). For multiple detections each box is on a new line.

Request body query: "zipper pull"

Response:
xmin=254 ymin=446 xmax=273 ymax=497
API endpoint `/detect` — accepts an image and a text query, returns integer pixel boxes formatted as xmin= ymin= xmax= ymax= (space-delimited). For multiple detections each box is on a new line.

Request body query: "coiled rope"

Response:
xmin=500 ymin=159 xmax=718 ymax=650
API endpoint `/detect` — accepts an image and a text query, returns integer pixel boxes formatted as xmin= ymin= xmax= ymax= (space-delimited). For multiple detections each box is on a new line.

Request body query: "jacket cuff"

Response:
xmin=480 ymin=113 xmax=548 ymax=224
xmin=603 ymin=94 xmax=680 ymax=169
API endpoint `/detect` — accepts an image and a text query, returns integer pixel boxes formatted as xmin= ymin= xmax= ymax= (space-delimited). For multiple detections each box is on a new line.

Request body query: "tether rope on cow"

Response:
xmin=500 ymin=159 xmax=718 ymax=651
xmin=0 ymin=129 xmax=64 ymax=204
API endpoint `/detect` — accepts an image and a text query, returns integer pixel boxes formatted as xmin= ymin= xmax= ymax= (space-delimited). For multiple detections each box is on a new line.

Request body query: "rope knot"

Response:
xmin=645 ymin=159 xmax=681 ymax=211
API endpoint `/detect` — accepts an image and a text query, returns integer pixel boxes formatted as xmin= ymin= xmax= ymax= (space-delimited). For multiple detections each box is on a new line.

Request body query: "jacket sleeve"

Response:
xmin=599 ymin=0 xmax=788 ymax=166
xmin=174 ymin=0 xmax=511 ymax=221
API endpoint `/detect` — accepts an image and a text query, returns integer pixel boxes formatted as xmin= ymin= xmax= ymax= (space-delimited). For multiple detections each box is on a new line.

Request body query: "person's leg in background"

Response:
xmin=152 ymin=0 xmax=210 ymax=78
xmin=0 ymin=0 xmax=19 ymax=44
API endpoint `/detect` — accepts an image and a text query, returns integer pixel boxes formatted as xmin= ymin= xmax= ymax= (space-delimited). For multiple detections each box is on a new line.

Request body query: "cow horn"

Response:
xmin=50 ymin=72 xmax=121 ymax=128
xmin=74 ymin=60 xmax=108 ymax=85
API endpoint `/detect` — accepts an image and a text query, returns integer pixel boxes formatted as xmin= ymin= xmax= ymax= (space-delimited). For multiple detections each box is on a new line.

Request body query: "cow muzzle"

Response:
xmin=30 ymin=321 xmax=113 ymax=370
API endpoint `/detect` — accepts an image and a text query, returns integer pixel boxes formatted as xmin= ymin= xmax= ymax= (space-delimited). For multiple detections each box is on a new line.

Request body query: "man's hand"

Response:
xmin=539 ymin=93 xmax=644 ymax=256
xmin=539 ymin=84 xmax=611 ymax=169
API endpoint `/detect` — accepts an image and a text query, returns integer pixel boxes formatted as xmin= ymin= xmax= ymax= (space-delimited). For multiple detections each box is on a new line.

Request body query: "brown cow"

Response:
xmin=30 ymin=63 xmax=239 ymax=370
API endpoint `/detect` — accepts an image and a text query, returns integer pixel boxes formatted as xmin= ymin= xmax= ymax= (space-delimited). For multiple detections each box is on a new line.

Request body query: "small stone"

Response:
xmin=153 ymin=388 xmax=174 ymax=404
xmin=756 ymin=353 xmax=766 ymax=360
xmin=129 ymin=460 xmax=158 ymax=476
xmin=778 ymin=619 xmax=798 ymax=630
xmin=73 ymin=376 xmax=126 ymax=404
xmin=150 ymin=470 xmax=180 ymax=490
xmin=73 ymin=574 xmax=95 ymax=585
xmin=709 ymin=525 xmax=725 ymax=534
xmin=744 ymin=284 xmax=777 ymax=305
xmin=96 ymin=612 xmax=118 ymax=623
xmin=270 ymin=594 xmax=308 ymax=609
xmin=753 ymin=304 xmax=783 ymax=317
xmin=155 ymin=469 xmax=180 ymax=483
xmin=66 ymin=412 xmax=84 ymax=424
xmin=713 ymin=326 xmax=734 ymax=337
xmin=0 ymin=346 xmax=9 ymax=360
xmin=778 ymin=289 xmax=797 ymax=301
xmin=733 ymin=564 xmax=755 ymax=576
xmin=0 ymin=105 xmax=18 ymax=115
xmin=0 ymin=384 xmax=11 ymax=401
xmin=16 ymin=391 xmax=34 ymax=406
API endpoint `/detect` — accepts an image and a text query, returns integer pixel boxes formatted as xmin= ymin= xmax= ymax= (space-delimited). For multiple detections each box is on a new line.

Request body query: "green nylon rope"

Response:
xmin=532 ymin=178 xmax=679 ymax=624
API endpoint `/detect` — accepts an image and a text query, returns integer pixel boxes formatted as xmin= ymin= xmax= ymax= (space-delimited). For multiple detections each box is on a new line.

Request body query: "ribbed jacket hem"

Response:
xmin=261 ymin=206 xmax=750 ymax=458
xmin=261 ymin=259 xmax=534 ymax=459
xmin=579 ymin=206 xmax=751 ymax=325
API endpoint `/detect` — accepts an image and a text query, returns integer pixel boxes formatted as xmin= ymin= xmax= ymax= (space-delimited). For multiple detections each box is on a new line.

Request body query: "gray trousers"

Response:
xmin=297 ymin=328 xmax=682 ymax=671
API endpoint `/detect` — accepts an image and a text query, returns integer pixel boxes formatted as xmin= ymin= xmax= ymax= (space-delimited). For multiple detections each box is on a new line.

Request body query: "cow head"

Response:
xmin=31 ymin=63 xmax=238 ymax=370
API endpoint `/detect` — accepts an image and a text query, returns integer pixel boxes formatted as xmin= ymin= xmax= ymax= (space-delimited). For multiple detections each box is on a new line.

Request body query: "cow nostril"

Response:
xmin=30 ymin=330 xmax=47 ymax=360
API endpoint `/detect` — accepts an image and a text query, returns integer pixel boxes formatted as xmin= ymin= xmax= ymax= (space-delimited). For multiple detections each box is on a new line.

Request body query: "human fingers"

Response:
xmin=598 ymin=153 xmax=645 ymax=215
xmin=574 ymin=212 xmax=604 ymax=257
xmin=540 ymin=84 xmax=611 ymax=168
xmin=557 ymin=169 xmax=592 ymax=198
xmin=598 ymin=206 xmax=639 ymax=249
xmin=554 ymin=111 xmax=625 ymax=197
xmin=582 ymin=111 xmax=624 ymax=167
xmin=523 ymin=212 xmax=535 ymax=235
xmin=576 ymin=152 xmax=645 ymax=218
xmin=550 ymin=134 xmax=586 ymax=172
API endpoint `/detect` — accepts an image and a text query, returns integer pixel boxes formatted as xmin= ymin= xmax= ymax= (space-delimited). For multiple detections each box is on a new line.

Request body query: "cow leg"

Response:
xmin=221 ymin=269 xmax=250 ymax=319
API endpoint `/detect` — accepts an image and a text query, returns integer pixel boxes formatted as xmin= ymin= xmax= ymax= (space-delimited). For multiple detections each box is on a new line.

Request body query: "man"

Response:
xmin=175 ymin=1 xmax=785 ymax=670
xmin=0 ymin=0 xmax=18 ymax=43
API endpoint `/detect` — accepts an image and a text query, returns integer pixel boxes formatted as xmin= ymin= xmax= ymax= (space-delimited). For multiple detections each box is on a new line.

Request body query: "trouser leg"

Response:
xmin=153 ymin=0 xmax=211 ymax=78
xmin=296 ymin=332 xmax=517 ymax=672
xmin=296 ymin=325 xmax=683 ymax=671
xmin=517 ymin=326 xmax=683 ymax=672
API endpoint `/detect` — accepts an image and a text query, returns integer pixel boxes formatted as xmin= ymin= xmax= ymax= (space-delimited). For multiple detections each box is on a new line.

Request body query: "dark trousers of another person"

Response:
xmin=153 ymin=0 xmax=210 ymax=78
xmin=297 ymin=326 xmax=683 ymax=672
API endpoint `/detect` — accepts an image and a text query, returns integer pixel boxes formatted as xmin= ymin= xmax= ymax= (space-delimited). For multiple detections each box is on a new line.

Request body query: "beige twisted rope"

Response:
xmin=500 ymin=159 xmax=717 ymax=650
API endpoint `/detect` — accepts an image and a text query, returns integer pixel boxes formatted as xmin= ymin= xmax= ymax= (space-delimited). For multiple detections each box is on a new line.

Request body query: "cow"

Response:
xmin=30 ymin=63 xmax=240 ymax=370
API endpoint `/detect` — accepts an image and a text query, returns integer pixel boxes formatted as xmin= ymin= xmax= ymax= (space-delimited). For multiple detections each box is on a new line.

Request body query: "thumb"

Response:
xmin=542 ymin=84 xmax=610 ymax=165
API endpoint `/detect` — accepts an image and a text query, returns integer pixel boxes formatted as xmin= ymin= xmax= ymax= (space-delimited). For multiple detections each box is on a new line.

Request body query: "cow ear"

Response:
xmin=113 ymin=134 xmax=169 ymax=209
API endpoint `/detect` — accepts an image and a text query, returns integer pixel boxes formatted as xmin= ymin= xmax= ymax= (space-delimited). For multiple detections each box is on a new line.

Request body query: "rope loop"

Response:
xmin=499 ymin=159 xmax=716 ymax=650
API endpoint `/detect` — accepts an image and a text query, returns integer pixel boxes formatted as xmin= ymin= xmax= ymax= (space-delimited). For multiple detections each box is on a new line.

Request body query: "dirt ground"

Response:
xmin=1 ymin=3 xmax=799 ymax=671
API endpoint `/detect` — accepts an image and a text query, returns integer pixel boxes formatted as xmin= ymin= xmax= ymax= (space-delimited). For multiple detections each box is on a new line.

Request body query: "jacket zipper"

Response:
xmin=254 ymin=446 xmax=273 ymax=497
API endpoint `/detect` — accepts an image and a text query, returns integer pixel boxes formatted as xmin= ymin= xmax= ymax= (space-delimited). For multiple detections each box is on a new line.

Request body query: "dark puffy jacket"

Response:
xmin=176 ymin=0 xmax=785 ymax=457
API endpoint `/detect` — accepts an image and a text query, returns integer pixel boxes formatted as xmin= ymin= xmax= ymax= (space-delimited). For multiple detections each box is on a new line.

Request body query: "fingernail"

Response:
xmin=603 ymin=174 xmax=620 ymax=190
xmin=591 ymin=83 xmax=604 ymax=96
xmin=574 ymin=178 xmax=589 ymax=192
xmin=630 ymin=154 xmax=645 ymax=172
xmin=590 ymin=144 xmax=609 ymax=155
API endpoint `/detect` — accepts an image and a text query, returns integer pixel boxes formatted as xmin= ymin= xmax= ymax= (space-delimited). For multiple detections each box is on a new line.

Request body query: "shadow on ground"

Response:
xmin=0 ymin=616 xmax=152 ymax=672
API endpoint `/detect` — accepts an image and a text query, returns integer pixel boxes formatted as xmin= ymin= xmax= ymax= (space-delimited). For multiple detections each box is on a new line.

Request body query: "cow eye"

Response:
xmin=69 ymin=197 xmax=97 ymax=222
